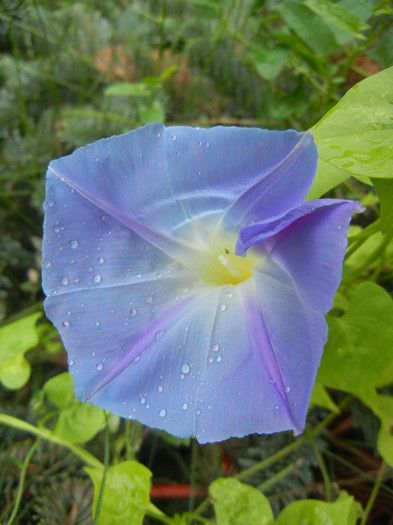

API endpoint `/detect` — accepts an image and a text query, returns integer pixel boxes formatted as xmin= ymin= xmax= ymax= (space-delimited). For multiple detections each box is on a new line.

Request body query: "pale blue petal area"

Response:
xmin=42 ymin=170 xmax=193 ymax=298
xmin=218 ymin=130 xmax=317 ymax=231
xmin=62 ymin=280 xmax=305 ymax=443
xmin=47 ymin=124 xmax=317 ymax=262
xmin=250 ymin=261 xmax=326 ymax=435
xmin=243 ymin=199 xmax=363 ymax=313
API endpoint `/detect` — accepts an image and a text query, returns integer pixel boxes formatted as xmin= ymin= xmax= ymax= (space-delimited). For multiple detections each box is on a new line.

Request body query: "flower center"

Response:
xmin=197 ymin=240 xmax=256 ymax=286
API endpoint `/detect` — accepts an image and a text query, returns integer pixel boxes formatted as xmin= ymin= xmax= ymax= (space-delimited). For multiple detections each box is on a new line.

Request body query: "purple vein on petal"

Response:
xmin=216 ymin=131 xmax=315 ymax=232
xmin=84 ymin=293 xmax=199 ymax=403
xmin=243 ymin=287 xmax=298 ymax=430
xmin=48 ymin=165 xmax=203 ymax=265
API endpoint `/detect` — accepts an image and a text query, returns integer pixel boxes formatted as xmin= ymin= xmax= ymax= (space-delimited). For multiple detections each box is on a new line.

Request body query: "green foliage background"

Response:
xmin=1 ymin=0 xmax=393 ymax=523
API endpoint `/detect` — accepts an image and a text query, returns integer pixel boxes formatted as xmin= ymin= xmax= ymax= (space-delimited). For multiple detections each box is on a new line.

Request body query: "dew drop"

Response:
xmin=43 ymin=260 xmax=51 ymax=268
xmin=220 ymin=304 xmax=227 ymax=311
xmin=208 ymin=356 xmax=213 ymax=363
xmin=274 ymin=404 xmax=279 ymax=410
xmin=47 ymin=199 xmax=54 ymax=207
xmin=66 ymin=310 xmax=71 ymax=315
xmin=95 ymin=321 xmax=100 ymax=327
xmin=135 ymin=272 xmax=142 ymax=278
xmin=63 ymin=320 xmax=70 ymax=327
xmin=61 ymin=277 xmax=69 ymax=286
xmin=172 ymin=135 xmax=177 ymax=141
xmin=182 ymin=403 xmax=188 ymax=410
xmin=73 ymin=276 xmax=80 ymax=283
xmin=96 ymin=363 xmax=103 ymax=371
xmin=155 ymin=272 xmax=161 ymax=278
xmin=181 ymin=363 xmax=190 ymax=374
xmin=157 ymin=132 xmax=161 ymax=138
xmin=54 ymin=225 xmax=60 ymax=233
xmin=158 ymin=385 xmax=163 ymax=393
xmin=216 ymin=355 xmax=222 ymax=362
xmin=98 ymin=257 xmax=104 ymax=264
xmin=195 ymin=409 xmax=201 ymax=415
xmin=146 ymin=295 xmax=153 ymax=303
xmin=140 ymin=396 xmax=146 ymax=405
xmin=69 ymin=360 xmax=74 ymax=366
xmin=70 ymin=240 xmax=79 ymax=249
xmin=211 ymin=343 xmax=219 ymax=352
xmin=155 ymin=330 xmax=164 ymax=341
xmin=130 ymin=308 xmax=137 ymax=317
xmin=93 ymin=274 xmax=101 ymax=283
xmin=159 ymin=409 xmax=166 ymax=417
xmin=284 ymin=385 xmax=291 ymax=394
xmin=88 ymin=266 xmax=93 ymax=272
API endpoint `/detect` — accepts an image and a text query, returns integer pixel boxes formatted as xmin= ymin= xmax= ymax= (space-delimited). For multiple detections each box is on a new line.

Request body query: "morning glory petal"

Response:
xmin=240 ymin=199 xmax=363 ymax=312
xmin=47 ymin=124 xmax=317 ymax=261
xmin=43 ymin=124 xmax=360 ymax=443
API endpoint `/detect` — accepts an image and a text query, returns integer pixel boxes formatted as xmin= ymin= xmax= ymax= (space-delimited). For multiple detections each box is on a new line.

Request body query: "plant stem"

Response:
xmin=7 ymin=438 xmax=41 ymax=525
xmin=0 ymin=413 xmax=102 ymax=469
xmin=360 ymin=461 xmax=386 ymax=525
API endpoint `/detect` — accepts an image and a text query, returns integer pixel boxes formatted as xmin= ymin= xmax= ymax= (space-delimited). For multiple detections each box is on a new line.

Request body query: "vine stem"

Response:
xmin=0 ymin=413 xmax=102 ymax=469
xmin=360 ymin=461 xmax=386 ymax=525
xmin=7 ymin=438 xmax=41 ymax=525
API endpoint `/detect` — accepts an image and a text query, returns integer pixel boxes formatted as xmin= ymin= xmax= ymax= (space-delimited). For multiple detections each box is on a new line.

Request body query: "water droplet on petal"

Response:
xmin=181 ymin=363 xmax=190 ymax=374
xmin=69 ymin=360 xmax=74 ymax=366
xmin=96 ymin=363 xmax=103 ymax=371
xmin=61 ymin=277 xmax=69 ymax=286
xmin=220 ymin=304 xmax=227 ymax=311
xmin=216 ymin=356 xmax=222 ymax=362
xmin=73 ymin=276 xmax=80 ymax=283
xmin=211 ymin=344 xmax=219 ymax=352
xmin=43 ymin=260 xmax=51 ymax=268
xmin=155 ymin=330 xmax=164 ymax=341
xmin=70 ymin=240 xmax=79 ymax=249
xmin=158 ymin=385 xmax=163 ymax=393
xmin=208 ymin=356 xmax=213 ymax=363
xmin=93 ymin=274 xmax=101 ymax=283
xmin=130 ymin=308 xmax=137 ymax=317
xmin=136 ymin=272 xmax=142 ymax=278
xmin=159 ymin=409 xmax=166 ymax=417
xmin=182 ymin=403 xmax=188 ymax=410
xmin=284 ymin=385 xmax=291 ymax=394
xmin=140 ymin=396 xmax=146 ymax=405
xmin=274 ymin=404 xmax=279 ymax=410
xmin=47 ymin=199 xmax=54 ymax=207
xmin=226 ymin=291 xmax=233 ymax=298
xmin=63 ymin=320 xmax=70 ymax=327
xmin=146 ymin=295 xmax=153 ymax=303
xmin=172 ymin=135 xmax=177 ymax=141
xmin=98 ymin=257 xmax=104 ymax=264
xmin=88 ymin=266 xmax=93 ymax=272
xmin=95 ymin=321 xmax=100 ymax=327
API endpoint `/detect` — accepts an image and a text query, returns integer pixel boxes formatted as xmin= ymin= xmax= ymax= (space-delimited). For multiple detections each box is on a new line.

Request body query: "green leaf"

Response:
xmin=304 ymin=0 xmax=369 ymax=39
xmin=105 ymin=82 xmax=151 ymax=97
xmin=43 ymin=372 xmax=106 ymax=443
xmin=306 ymin=158 xmax=350 ymax=199
xmin=139 ymin=99 xmax=165 ymax=125
xmin=310 ymin=382 xmax=339 ymax=413
xmin=54 ymin=404 xmax=105 ymax=444
xmin=365 ymin=392 xmax=393 ymax=466
xmin=318 ymin=282 xmax=393 ymax=395
xmin=0 ymin=312 xmax=41 ymax=389
xmin=43 ymin=372 xmax=75 ymax=410
xmin=86 ymin=461 xmax=152 ymax=525
xmin=249 ymin=45 xmax=289 ymax=81
xmin=312 ymin=67 xmax=393 ymax=181
xmin=277 ymin=1 xmax=337 ymax=56
xmin=275 ymin=491 xmax=361 ymax=525
xmin=372 ymin=178 xmax=393 ymax=234
xmin=210 ymin=478 xmax=274 ymax=525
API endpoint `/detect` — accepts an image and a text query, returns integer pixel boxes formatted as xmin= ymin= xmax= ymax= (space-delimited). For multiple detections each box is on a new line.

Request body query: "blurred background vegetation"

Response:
xmin=1 ymin=0 xmax=392 ymax=523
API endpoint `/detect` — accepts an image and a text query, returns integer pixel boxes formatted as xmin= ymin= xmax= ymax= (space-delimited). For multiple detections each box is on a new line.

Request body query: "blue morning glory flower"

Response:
xmin=42 ymin=123 xmax=361 ymax=443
